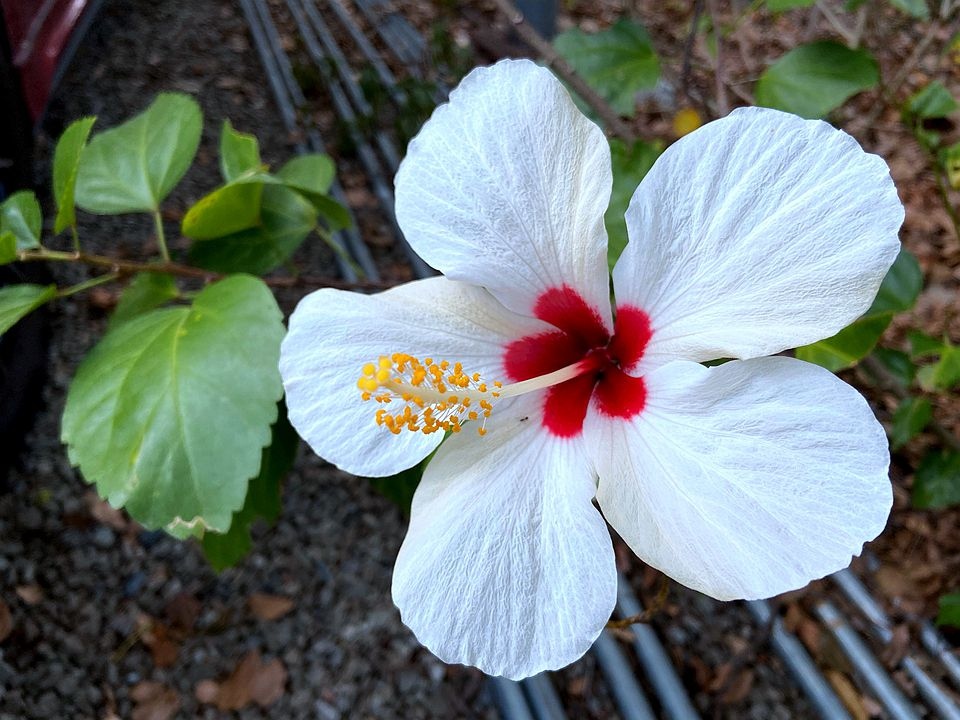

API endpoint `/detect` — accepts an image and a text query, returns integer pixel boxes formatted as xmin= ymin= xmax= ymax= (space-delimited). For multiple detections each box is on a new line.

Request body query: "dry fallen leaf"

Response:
xmin=165 ymin=592 xmax=200 ymax=632
xmin=249 ymin=657 xmax=287 ymax=707
xmin=248 ymin=593 xmax=295 ymax=621
xmin=200 ymin=650 xmax=288 ymax=711
xmin=15 ymin=585 xmax=43 ymax=605
xmin=718 ymin=668 xmax=754 ymax=705
xmin=151 ymin=642 xmax=179 ymax=668
xmin=826 ymin=670 xmax=869 ymax=720
xmin=130 ymin=681 xmax=180 ymax=720
xmin=0 ymin=599 xmax=12 ymax=643
xmin=194 ymin=679 xmax=219 ymax=704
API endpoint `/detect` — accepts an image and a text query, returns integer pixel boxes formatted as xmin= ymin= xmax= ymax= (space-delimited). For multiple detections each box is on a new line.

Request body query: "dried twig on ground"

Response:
xmin=705 ymin=0 xmax=730 ymax=116
xmin=488 ymin=0 xmax=637 ymax=142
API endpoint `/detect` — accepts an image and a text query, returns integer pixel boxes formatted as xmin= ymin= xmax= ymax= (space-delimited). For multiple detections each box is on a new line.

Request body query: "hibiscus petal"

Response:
xmin=392 ymin=395 xmax=616 ymax=679
xmin=585 ymin=357 xmax=890 ymax=600
xmin=615 ymin=107 xmax=903 ymax=371
xmin=280 ymin=277 xmax=549 ymax=477
xmin=395 ymin=59 xmax=613 ymax=327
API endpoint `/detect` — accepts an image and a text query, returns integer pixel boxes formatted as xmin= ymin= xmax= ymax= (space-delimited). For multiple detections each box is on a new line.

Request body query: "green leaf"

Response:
xmin=869 ymin=248 xmax=923 ymax=315
xmin=201 ymin=407 xmax=298 ymax=571
xmin=889 ymin=0 xmax=930 ymax=19
xmin=274 ymin=155 xmax=349 ymax=230
xmin=109 ymin=272 xmax=179 ymax=329
xmin=939 ymin=142 xmax=960 ymax=190
xmin=220 ymin=120 xmax=262 ymax=182
xmin=794 ymin=313 xmax=892 ymax=371
xmin=0 ymin=233 xmax=16 ymax=265
xmin=310 ymin=194 xmax=352 ymax=232
xmin=0 ymin=191 xmax=42 ymax=250
xmin=872 ymin=347 xmax=916 ymax=386
xmin=276 ymin=154 xmax=335 ymax=196
xmin=905 ymin=81 xmax=957 ymax=119
xmin=606 ymin=138 xmax=662 ymax=269
xmin=918 ymin=345 xmax=960 ymax=391
xmin=913 ymin=449 xmax=960 ymax=509
xmin=937 ymin=593 xmax=960 ymax=628
xmin=0 ymin=283 xmax=56 ymax=335
xmin=53 ymin=117 xmax=96 ymax=234
xmin=796 ymin=249 xmax=921 ymax=371
xmin=75 ymin=93 xmax=203 ymax=214
xmin=889 ymin=396 xmax=932 ymax=449
xmin=188 ymin=185 xmax=317 ymax=275
xmin=767 ymin=0 xmax=815 ymax=9
xmin=61 ymin=275 xmax=285 ymax=533
xmin=554 ymin=19 xmax=660 ymax=117
xmin=755 ymin=41 xmax=879 ymax=119
xmin=182 ymin=180 xmax=264 ymax=240
xmin=908 ymin=330 xmax=946 ymax=359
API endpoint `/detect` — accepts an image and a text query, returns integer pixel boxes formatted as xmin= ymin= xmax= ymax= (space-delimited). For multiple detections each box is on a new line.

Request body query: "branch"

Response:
xmin=489 ymin=0 xmax=637 ymax=143
xmin=605 ymin=574 xmax=670 ymax=628
xmin=16 ymin=249 xmax=395 ymax=292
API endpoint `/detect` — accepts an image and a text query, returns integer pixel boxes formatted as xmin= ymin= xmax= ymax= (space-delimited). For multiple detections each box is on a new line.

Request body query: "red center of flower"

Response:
xmin=503 ymin=285 xmax=653 ymax=438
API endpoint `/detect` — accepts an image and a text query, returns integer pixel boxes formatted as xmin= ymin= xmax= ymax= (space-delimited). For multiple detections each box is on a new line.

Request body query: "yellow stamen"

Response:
xmin=357 ymin=353 xmax=595 ymax=437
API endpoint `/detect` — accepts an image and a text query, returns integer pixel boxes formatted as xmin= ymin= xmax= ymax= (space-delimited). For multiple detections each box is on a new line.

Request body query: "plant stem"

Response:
xmin=153 ymin=210 xmax=170 ymax=262
xmin=606 ymin=575 xmax=670 ymax=628
xmin=489 ymin=0 xmax=637 ymax=142
xmin=57 ymin=272 xmax=120 ymax=298
xmin=16 ymin=247 xmax=393 ymax=291
xmin=70 ymin=226 xmax=80 ymax=254
xmin=316 ymin=227 xmax=365 ymax=279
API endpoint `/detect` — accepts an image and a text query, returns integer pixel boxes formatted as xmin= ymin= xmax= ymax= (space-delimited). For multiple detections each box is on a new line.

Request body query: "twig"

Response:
xmin=803 ymin=4 xmax=822 ymax=42
xmin=851 ymin=4 xmax=868 ymax=47
xmin=16 ymin=249 xmax=394 ymax=292
xmin=489 ymin=0 xmax=636 ymax=142
xmin=860 ymin=18 xmax=954 ymax=132
xmin=606 ymin=574 xmax=670 ymax=628
xmin=887 ymin=20 xmax=947 ymax=98
xmin=681 ymin=0 xmax=706 ymax=101
xmin=705 ymin=0 xmax=730 ymax=116
xmin=815 ymin=0 xmax=860 ymax=46
xmin=860 ymin=355 xmax=960 ymax=453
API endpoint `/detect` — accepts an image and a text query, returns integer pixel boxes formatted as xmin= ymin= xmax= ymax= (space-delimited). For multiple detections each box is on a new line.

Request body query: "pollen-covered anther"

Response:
xmin=359 ymin=353 xmax=502 ymax=436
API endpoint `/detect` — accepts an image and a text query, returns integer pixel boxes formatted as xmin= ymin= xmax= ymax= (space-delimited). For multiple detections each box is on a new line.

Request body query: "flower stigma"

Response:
xmin=356 ymin=353 xmax=599 ymax=436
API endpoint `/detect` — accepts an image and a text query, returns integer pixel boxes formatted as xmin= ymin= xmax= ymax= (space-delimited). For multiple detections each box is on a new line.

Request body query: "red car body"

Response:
xmin=1 ymin=0 xmax=93 ymax=119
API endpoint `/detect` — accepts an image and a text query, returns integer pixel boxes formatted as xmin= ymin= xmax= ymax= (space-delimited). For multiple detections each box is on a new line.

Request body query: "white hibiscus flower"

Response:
xmin=280 ymin=59 xmax=904 ymax=680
